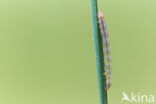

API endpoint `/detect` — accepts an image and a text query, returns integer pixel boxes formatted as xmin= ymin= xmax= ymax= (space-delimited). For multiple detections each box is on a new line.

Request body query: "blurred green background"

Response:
xmin=0 ymin=0 xmax=156 ymax=104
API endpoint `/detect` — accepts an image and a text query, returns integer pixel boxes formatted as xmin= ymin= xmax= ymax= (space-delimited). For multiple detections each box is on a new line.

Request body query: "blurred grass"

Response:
xmin=0 ymin=0 xmax=156 ymax=104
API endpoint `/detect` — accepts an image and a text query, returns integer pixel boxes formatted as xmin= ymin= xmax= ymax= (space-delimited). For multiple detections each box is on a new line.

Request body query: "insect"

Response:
xmin=98 ymin=12 xmax=112 ymax=90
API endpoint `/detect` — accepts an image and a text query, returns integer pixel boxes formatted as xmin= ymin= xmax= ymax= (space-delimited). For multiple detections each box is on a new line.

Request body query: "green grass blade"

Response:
xmin=90 ymin=0 xmax=108 ymax=104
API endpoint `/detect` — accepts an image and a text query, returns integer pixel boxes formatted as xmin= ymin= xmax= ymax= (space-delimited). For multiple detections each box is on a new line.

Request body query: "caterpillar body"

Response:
xmin=98 ymin=12 xmax=112 ymax=90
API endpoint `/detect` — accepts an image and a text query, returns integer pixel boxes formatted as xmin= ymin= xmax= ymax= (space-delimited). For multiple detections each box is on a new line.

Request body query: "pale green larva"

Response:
xmin=98 ymin=12 xmax=112 ymax=90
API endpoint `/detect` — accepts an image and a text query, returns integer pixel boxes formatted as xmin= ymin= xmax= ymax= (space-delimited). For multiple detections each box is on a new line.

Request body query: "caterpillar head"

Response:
xmin=98 ymin=12 xmax=104 ymax=19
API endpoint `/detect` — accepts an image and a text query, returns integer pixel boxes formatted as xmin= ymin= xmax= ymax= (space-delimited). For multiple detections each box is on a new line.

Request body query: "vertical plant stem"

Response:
xmin=90 ymin=0 xmax=108 ymax=104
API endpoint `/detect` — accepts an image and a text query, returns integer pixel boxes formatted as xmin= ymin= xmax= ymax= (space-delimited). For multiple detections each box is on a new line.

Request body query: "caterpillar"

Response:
xmin=98 ymin=12 xmax=112 ymax=90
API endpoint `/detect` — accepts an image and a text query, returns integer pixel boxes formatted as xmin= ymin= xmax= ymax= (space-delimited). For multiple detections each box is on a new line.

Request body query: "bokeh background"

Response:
xmin=0 ymin=0 xmax=156 ymax=104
